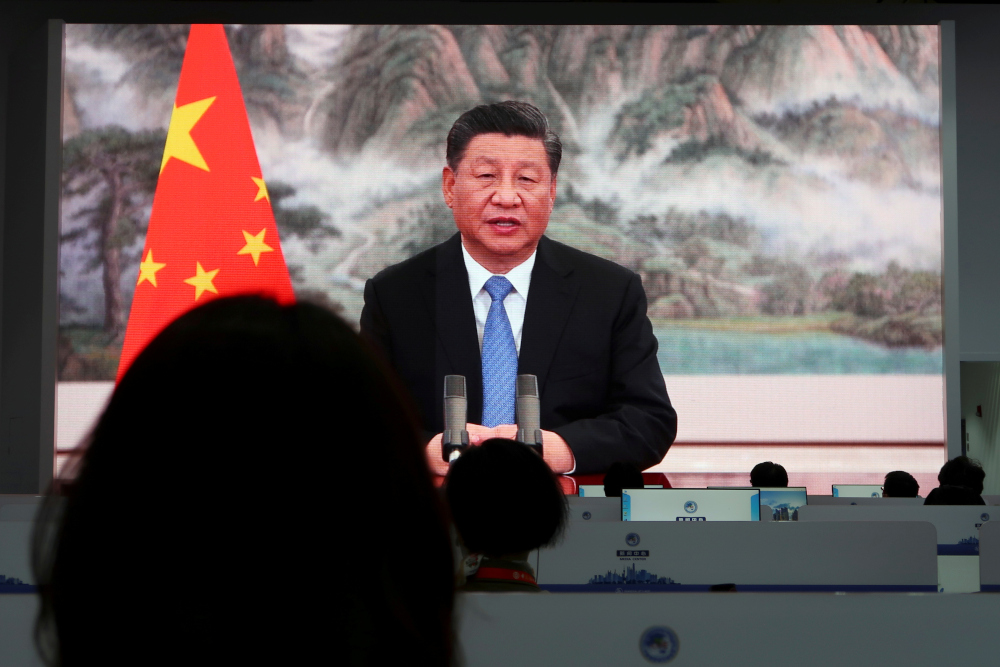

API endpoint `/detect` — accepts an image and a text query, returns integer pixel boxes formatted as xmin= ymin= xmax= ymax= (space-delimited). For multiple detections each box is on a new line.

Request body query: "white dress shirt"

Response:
xmin=461 ymin=241 xmax=536 ymax=354
xmin=461 ymin=240 xmax=573 ymax=472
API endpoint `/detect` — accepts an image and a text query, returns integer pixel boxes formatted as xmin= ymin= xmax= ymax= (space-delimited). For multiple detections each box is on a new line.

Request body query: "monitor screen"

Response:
xmin=56 ymin=24 xmax=945 ymax=489
xmin=622 ymin=489 xmax=760 ymax=522
xmin=709 ymin=486 xmax=807 ymax=521
xmin=833 ymin=484 xmax=883 ymax=498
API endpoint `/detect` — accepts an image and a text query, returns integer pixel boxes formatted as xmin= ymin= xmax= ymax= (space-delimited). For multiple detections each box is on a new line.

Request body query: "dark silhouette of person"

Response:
xmin=603 ymin=461 xmax=645 ymax=498
xmin=750 ymin=461 xmax=788 ymax=488
xmin=938 ymin=456 xmax=986 ymax=495
xmin=883 ymin=470 xmax=920 ymax=498
xmin=445 ymin=438 xmax=567 ymax=592
xmin=924 ymin=484 xmax=986 ymax=505
xmin=32 ymin=296 xmax=455 ymax=666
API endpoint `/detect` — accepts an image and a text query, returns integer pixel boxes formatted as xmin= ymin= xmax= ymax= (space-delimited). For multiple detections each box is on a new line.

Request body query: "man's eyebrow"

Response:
xmin=467 ymin=156 xmax=545 ymax=168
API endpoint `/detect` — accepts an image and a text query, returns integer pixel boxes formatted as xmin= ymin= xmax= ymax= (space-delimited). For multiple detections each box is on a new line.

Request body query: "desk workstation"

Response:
xmin=4 ymin=490 xmax=999 ymax=665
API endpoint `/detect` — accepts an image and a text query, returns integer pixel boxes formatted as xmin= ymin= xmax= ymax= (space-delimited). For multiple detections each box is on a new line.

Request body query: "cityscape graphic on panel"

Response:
xmin=589 ymin=563 xmax=678 ymax=585
xmin=0 ymin=574 xmax=35 ymax=591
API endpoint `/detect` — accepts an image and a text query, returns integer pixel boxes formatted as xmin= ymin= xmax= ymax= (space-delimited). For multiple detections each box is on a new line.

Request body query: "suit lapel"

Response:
xmin=519 ymin=236 xmax=579 ymax=394
xmin=428 ymin=233 xmax=483 ymax=424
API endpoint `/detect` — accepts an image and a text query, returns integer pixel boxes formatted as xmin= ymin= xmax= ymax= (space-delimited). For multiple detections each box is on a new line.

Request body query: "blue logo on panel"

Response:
xmin=626 ymin=533 xmax=641 ymax=547
xmin=684 ymin=501 xmax=697 ymax=513
xmin=871 ymin=492 xmax=879 ymax=497
xmin=639 ymin=626 xmax=679 ymax=663
xmin=582 ymin=511 xmax=592 ymax=520
xmin=983 ymin=513 xmax=990 ymax=522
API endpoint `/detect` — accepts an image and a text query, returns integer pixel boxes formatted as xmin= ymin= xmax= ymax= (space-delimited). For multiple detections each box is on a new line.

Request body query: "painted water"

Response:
xmin=657 ymin=328 xmax=943 ymax=375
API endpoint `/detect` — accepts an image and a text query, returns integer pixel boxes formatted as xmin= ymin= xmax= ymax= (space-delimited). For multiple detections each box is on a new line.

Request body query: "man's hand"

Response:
xmin=425 ymin=424 xmax=496 ymax=476
xmin=426 ymin=424 xmax=575 ymax=475
xmin=487 ymin=425 xmax=575 ymax=473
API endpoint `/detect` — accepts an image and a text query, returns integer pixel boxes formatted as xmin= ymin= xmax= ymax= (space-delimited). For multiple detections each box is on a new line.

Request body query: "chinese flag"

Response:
xmin=117 ymin=24 xmax=296 ymax=382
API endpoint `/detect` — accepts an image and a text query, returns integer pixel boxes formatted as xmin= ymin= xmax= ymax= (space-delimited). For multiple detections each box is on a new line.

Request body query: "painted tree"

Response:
xmin=62 ymin=126 xmax=165 ymax=339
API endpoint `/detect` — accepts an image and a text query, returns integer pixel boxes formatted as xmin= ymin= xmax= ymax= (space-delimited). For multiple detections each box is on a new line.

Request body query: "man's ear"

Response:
xmin=548 ymin=174 xmax=558 ymax=209
xmin=442 ymin=166 xmax=456 ymax=208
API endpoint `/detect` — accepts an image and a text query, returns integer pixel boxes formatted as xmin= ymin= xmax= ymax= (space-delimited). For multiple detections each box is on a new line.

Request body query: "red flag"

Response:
xmin=117 ymin=24 xmax=296 ymax=382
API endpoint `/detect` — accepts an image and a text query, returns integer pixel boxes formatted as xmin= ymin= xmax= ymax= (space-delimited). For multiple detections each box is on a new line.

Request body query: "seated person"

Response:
xmin=938 ymin=455 xmax=986 ymax=495
xmin=445 ymin=438 xmax=567 ymax=592
xmin=750 ymin=461 xmax=788 ymax=488
xmin=883 ymin=470 xmax=920 ymax=498
xmin=32 ymin=296 xmax=455 ymax=665
xmin=924 ymin=484 xmax=986 ymax=505
xmin=603 ymin=461 xmax=645 ymax=498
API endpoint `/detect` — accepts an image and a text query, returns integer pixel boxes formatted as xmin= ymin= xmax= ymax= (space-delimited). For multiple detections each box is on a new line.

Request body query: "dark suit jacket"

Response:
xmin=359 ymin=233 xmax=677 ymax=474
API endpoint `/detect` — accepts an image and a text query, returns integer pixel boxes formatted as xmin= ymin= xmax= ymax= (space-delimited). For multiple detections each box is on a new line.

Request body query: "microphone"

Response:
xmin=442 ymin=375 xmax=470 ymax=463
xmin=516 ymin=374 xmax=543 ymax=456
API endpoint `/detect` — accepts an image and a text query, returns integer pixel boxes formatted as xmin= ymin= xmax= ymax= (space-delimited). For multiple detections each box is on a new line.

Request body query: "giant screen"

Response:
xmin=57 ymin=25 xmax=945 ymax=487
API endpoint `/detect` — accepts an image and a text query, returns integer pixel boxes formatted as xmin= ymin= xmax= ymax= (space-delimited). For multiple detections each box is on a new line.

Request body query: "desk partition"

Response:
xmin=0 ymin=521 xmax=36 ymax=593
xmin=798 ymin=504 xmax=989 ymax=554
xmin=457 ymin=592 xmax=1000 ymax=666
xmin=536 ymin=520 xmax=937 ymax=592
xmin=0 ymin=497 xmax=46 ymax=593
xmin=979 ymin=520 xmax=1000 ymax=592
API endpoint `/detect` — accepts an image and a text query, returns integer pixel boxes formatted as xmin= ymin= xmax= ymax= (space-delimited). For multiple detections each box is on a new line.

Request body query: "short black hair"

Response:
xmin=924 ymin=484 xmax=986 ymax=506
xmin=938 ymin=456 xmax=986 ymax=495
xmin=883 ymin=470 xmax=920 ymax=498
xmin=445 ymin=438 xmax=567 ymax=557
xmin=750 ymin=461 xmax=788 ymax=488
xmin=446 ymin=101 xmax=562 ymax=175
xmin=603 ymin=462 xmax=645 ymax=498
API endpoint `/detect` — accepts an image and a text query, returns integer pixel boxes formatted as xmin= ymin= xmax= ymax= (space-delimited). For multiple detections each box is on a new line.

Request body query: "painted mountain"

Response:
xmin=59 ymin=24 xmax=942 ymax=379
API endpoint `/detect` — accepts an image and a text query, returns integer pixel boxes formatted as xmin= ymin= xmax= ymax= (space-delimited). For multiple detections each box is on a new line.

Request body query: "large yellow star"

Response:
xmin=237 ymin=229 xmax=274 ymax=267
xmin=160 ymin=96 xmax=216 ymax=175
xmin=136 ymin=249 xmax=166 ymax=287
xmin=183 ymin=262 xmax=220 ymax=301
xmin=251 ymin=176 xmax=270 ymax=203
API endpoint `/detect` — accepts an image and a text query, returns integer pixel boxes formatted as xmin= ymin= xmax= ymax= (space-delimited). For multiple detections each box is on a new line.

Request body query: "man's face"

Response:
xmin=443 ymin=133 xmax=556 ymax=268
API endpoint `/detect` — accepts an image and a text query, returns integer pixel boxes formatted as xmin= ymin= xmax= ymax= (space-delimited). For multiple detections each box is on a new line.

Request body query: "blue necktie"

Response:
xmin=481 ymin=275 xmax=517 ymax=428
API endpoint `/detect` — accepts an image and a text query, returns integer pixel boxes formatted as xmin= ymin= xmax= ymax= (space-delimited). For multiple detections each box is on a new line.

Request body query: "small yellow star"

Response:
xmin=237 ymin=229 xmax=274 ymax=266
xmin=136 ymin=249 xmax=166 ymax=287
xmin=183 ymin=262 xmax=220 ymax=301
xmin=160 ymin=96 xmax=216 ymax=175
xmin=251 ymin=176 xmax=270 ymax=203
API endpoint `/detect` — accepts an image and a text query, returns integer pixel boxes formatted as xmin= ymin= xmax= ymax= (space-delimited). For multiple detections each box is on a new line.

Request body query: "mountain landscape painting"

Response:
xmin=59 ymin=24 xmax=943 ymax=382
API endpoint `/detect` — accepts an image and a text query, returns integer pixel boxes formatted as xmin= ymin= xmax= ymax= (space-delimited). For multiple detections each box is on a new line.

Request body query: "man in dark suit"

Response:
xmin=361 ymin=101 xmax=676 ymax=476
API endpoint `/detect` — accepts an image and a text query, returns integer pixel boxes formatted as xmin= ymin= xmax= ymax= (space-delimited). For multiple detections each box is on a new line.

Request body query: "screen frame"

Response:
xmin=0 ymin=7 xmax=963 ymax=494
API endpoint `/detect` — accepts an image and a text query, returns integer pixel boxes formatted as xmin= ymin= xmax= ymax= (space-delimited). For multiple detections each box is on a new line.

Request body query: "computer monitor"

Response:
xmin=833 ymin=484 xmax=883 ymax=498
xmin=622 ymin=489 xmax=760 ymax=522
xmin=566 ymin=497 xmax=622 ymax=522
xmin=579 ymin=484 xmax=663 ymax=498
xmin=709 ymin=487 xmax=807 ymax=521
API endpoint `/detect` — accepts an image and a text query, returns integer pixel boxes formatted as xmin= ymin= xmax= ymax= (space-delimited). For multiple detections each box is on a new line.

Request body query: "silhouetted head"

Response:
xmin=750 ymin=461 xmax=788 ymax=488
xmin=938 ymin=456 xmax=986 ymax=495
xmin=924 ymin=484 xmax=986 ymax=506
xmin=445 ymin=438 xmax=567 ymax=557
xmin=446 ymin=100 xmax=562 ymax=176
xmin=34 ymin=296 xmax=454 ymax=666
xmin=603 ymin=462 xmax=645 ymax=498
xmin=883 ymin=470 xmax=920 ymax=498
